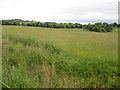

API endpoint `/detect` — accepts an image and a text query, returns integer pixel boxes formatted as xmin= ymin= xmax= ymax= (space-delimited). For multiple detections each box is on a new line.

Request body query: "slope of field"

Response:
xmin=2 ymin=25 xmax=118 ymax=88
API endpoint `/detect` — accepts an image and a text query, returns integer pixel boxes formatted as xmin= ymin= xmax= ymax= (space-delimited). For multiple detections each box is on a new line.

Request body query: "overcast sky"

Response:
xmin=0 ymin=0 xmax=119 ymax=21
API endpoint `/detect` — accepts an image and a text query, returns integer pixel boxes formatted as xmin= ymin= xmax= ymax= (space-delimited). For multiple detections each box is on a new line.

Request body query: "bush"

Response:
xmin=84 ymin=23 xmax=113 ymax=32
xmin=2 ymin=19 xmax=115 ymax=32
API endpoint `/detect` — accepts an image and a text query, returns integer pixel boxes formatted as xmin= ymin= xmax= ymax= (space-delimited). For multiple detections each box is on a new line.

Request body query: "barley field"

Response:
xmin=2 ymin=25 xmax=118 ymax=88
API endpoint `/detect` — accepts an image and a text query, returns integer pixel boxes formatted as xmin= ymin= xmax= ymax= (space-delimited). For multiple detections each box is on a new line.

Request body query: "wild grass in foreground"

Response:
xmin=2 ymin=25 xmax=118 ymax=88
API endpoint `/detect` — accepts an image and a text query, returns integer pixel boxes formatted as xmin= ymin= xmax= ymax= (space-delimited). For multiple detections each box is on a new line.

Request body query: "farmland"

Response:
xmin=2 ymin=25 xmax=118 ymax=88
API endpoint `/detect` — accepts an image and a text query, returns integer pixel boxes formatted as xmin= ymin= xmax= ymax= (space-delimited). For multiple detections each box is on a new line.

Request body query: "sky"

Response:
xmin=0 ymin=0 xmax=119 ymax=22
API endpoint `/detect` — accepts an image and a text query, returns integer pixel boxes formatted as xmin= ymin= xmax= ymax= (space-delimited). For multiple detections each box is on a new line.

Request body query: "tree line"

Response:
xmin=82 ymin=23 xmax=117 ymax=32
xmin=1 ymin=19 xmax=119 ymax=32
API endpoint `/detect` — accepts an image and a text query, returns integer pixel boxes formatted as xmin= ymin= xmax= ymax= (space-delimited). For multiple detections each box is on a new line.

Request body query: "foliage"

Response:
xmin=1 ymin=19 xmax=82 ymax=29
xmin=1 ymin=19 xmax=118 ymax=32
xmin=83 ymin=23 xmax=113 ymax=32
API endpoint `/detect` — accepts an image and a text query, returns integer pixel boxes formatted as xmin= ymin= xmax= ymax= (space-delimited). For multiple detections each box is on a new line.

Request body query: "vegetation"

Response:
xmin=83 ymin=23 xmax=113 ymax=32
xmin=2 ymin=25 xmax=118 ymax=88
xmin=1 ymin=19 xmax=119 ymax=32
xmin=1 ymin=19 xmax=82 ymax=29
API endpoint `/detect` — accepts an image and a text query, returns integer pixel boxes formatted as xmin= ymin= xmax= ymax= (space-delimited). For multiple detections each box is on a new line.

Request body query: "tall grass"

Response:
xmin=2 ymin=25 xmax=118 ymax=88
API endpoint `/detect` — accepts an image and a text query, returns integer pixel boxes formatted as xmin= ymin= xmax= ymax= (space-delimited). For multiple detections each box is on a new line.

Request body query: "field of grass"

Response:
xmin=2 ymin=25 xmax=118 ymax=88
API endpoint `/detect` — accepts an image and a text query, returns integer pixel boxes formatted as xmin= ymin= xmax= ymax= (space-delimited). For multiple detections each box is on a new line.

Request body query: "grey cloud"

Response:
xmin=55 ymin=1 xmax=117 ymax=18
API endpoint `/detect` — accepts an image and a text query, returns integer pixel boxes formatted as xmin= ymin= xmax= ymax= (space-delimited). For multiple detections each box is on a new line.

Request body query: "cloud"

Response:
xmin=0 ymin=0 xmax=119 ymax=21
